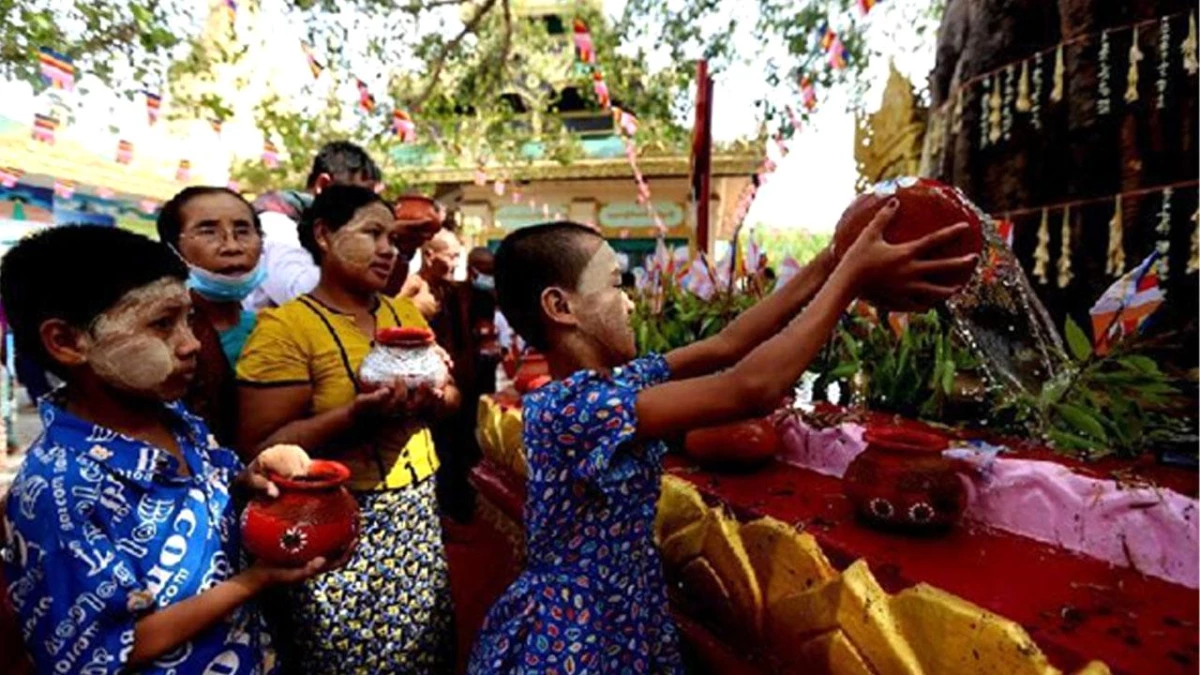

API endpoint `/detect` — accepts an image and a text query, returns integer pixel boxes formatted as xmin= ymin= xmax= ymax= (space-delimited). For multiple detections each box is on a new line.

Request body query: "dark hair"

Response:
xmin=156 ymin=186 xmax=260 ymax=248
xmin=494 ymin=221 xmax=603 ymax=351
xmin=298 ymin=184 xmax=388 ymax=264
xmin=0 ymin=226 xmax=188 ymax=376
xmin=306 ymin=141 xmax=382 ymax=190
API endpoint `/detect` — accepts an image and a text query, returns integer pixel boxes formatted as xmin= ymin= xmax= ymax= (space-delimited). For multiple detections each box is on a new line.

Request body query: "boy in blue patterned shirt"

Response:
xmin=0 ymin=226 xmax=332 ymax=675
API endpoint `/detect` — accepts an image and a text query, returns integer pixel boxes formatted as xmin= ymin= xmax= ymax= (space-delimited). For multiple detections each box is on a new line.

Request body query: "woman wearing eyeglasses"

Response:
xmin=156 ymin=186 xmax=265 ymax=445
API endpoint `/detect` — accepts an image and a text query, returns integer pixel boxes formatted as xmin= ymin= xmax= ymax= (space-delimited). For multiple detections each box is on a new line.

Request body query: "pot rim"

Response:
xmin=270 ymin=459 xmax=351 ymax=490
xmin=863 ymin=424 xmax=949 ymax=453
xmin=376 ymin=326 xmax=435 ymax=347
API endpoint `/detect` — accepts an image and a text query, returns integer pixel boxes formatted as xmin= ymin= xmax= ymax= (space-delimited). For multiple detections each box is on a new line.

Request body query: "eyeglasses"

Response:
xmin=183 ymin=223 xmax=261 ymax=245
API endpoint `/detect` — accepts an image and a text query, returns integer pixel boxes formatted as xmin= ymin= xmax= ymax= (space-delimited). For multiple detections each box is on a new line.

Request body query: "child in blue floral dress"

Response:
xmin=469 ymin=211 xmax=974 ymax=673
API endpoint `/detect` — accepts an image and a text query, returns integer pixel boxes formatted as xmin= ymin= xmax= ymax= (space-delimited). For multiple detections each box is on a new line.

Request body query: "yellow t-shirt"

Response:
xmin=236 ymin=294 xmax=438 ymax=492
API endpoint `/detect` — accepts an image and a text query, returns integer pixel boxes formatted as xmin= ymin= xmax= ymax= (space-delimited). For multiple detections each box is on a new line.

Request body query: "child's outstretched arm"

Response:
xmin=636 ymin=200 xmax=976 ymax=441
xmin=665 ymin=213 xmax=973 ymax=381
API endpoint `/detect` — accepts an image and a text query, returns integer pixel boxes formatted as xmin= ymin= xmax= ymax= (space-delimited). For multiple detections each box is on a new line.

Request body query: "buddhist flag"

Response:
xmin=0 ymin=168 xmax=22 ymax=188
xmin=38 ymin=47 xmax=74 ymax=90
xmin=818 ymin=24 xmax=837 ymax=52
xmin=572 ymin=18 xmax=595 ymax=64
xmin=116 ymin=140 xmax=134 ymax=165
xmin=592 ymin=71 xmax=610 ymax=108
xmin=32 ymin=114 xmax=57 ymax=144
xmin=613 ymin=106 xmax=638 ymax=136
xmin=175 ymin=159 xmax=191 ymax=182
xmin=1090 ymin=252 xmax=1165 ymax=355
xmin=800 ymin=77 xmax=817 ymax=111
xmin=301 ymin=42 xmax=324 ymax=80
xmin=144 ymin=91 xmax=162 ymax=125
xmin=53 ymin=180 xmax=75 ymax=200
xmin=393 ymin=109 xmax=416 ymax=142
xmin=356 ymin=79 xmax=375 ymax=113
xmin=262 ymin=141 xmax=279 ymax=168
xmin=774 ymin=255 xmax=802 ymax=291
xmin=857 ymin=0 xmax=877 ymax=15
xmin=828 ymin=36 xmax=849 ymax=69
xmin=681 ymin=256 xmax=716 ymax=300
xmin=223 ymin=0 xmax=237 ymax=23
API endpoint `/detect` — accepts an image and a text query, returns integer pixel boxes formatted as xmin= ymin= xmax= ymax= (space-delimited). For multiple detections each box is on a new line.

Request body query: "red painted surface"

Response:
xmin=240 ymin=460 xmax=360 ymax=566
xmin=665 ymin=455 xmax=1199 ymax=675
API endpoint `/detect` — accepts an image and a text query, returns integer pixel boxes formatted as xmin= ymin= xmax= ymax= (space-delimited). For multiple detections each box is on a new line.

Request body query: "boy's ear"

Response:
xmin=540 ymin=287 xmax=577 ymax=331
xmin=39 ymin=319 xmax=88 ymax=369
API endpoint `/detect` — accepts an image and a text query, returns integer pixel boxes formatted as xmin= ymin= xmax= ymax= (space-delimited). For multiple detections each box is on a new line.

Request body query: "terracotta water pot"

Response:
xmin=241 ymin=460 xmax=360 ymax=566
xmin=359 ymin=327 xmax=448 ymax=390
xmin=683 ymin=418 xmax=780 ymax=469
xmin=843 ymin=424 xmax=966 ymax=533
xmin=832 ymin=177 xmax=984 ymax=310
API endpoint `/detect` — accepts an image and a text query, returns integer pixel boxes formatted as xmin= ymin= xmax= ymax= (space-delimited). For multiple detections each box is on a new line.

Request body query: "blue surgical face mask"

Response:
xmin=187 ymin=260 xmax=267 ymax=302
xmin=472 ymin=273 xmax=495 ymax=292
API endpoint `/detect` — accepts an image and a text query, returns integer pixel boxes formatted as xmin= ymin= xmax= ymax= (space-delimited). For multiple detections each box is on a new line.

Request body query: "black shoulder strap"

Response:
xmin=297 ymin=296 xmax=362 ymax=394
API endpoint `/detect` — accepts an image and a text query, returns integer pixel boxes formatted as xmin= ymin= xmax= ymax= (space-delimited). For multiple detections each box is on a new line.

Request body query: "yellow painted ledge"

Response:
xmin=475 ymin=397 xmax=1110 ymax=674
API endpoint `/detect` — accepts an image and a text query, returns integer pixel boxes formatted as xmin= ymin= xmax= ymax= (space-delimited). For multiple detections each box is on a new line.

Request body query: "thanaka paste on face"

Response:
xmin=327 ymin=202 xmax=395 ymax=273
xmin=85 ymin=279 xmax=193 ymax=396
xmin=570 ymin=242 xmax=636 ymax=359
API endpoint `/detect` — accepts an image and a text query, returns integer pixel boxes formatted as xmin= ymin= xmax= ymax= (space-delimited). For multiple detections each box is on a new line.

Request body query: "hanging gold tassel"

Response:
xmin=1033 ymin=208 xmax=1051 ymax=284
xmin=1107 ymin=195 xmax=1126 ymax=275
xmin=1187 ymin=209 xmax=1199 ymax=274
xmin=1184 ymin=11 xmax=1199 ymax=76
xmin=1125 ymin=26 xmax=1144 ymax=103
xmin=1050 ymin=43 xmax=1065 ymax=102
xmin=1057 ymin=204 xmax=1074 ymax=288
xmin=988 ymin=74 xmax=1003 ymax=144
xmin=1016 ymin=60 xmax=1032 ymax=112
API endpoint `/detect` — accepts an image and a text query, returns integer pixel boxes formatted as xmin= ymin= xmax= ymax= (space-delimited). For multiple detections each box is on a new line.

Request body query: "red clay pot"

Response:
xmin=683 ymin=418 xmax=780 ymax=470
xmin=832 ymin=177 xmax=984 ymax=309
xmin=843 ymin=424 xmax=966 ymax=533
xmin=241 ymin=460 xmax=360 ymax=566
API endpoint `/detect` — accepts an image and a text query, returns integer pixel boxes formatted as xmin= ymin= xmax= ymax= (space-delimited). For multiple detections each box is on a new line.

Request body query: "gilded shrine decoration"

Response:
xmin=853 ymin=63 xmax=928 ymax=191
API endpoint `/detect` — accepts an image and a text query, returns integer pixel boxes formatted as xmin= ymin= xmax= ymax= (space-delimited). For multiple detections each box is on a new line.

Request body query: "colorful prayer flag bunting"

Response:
xmin=856 ymin=0 xmax=877 ymax=15
xmin=828 ymin=37 xmax=849 ymax=70
xmin=0 ymin=168 xmax=22 ymax=188
xmin=32 ymin=114 xmax=57 ymax=144
xmin=393 ymin=109 xmax=416 ymax=142
xmin=818 ymin=24 xmax=837 ymax=52
xmin=144 ymin=91 xmax=162 ymax=125
xmin=175 ymin=159 xmax=191 ymax=182
xmin=262 ymin=141 xmax=279 ymax=168
xmin=800 ymin=77 xmax=817 ymax=111
xmin=95 ymin=187 xmax=115 ymax=199
xmin=140 ymin=199 xmax=159 ymax=215
xmin=356 ymin=79 xmax=376 ymax=113
xmin=53 ymin=180 xmax=75 ymax=199
xmin=210 ymin=118 xmax=223 ymax=134
xmin=116 ymin=140 xmax=134 ymax=165
xmin=38 ymin=47 xmax=74 ymax=90
xmin=1090 ymin=251 xmax=1164 ymax=355
xmin=301 ymin=42 xmax=324 ymax=80
xmin=223 ymin=0 xmax=237 ymax=23
xmin=592 ymin=71 xmax=610 ymax=108
xmin=613 ymin=106 xmax=638 ymax=136
xmin=573 ymin=18 xmax=595 ymax=64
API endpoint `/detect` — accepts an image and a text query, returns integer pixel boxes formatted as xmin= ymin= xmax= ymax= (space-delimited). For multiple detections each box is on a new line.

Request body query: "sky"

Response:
xmin=0 ymin=0 xmax=939 ymax=234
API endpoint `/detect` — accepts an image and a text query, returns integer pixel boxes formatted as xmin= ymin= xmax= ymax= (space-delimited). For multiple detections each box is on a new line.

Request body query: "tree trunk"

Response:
xmin=927 ymin=0 xmax=1198 ymax=367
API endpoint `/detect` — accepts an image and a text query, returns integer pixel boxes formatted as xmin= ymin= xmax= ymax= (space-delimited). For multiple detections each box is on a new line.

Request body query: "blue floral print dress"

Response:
xmin=469 ymin=354 xmax=683 ymax=674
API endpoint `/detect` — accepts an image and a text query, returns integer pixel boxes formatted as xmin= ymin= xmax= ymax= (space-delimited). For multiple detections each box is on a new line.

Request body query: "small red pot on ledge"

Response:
xmin=683 ymin=418 xmax=780 ymax=470
xmin=241 ymin=460 xmax=360 ymax=566
xmin=510 ymin=352 xmax=551 ymax=394
xmin=843 ymin=424 xmax=967 ymax=533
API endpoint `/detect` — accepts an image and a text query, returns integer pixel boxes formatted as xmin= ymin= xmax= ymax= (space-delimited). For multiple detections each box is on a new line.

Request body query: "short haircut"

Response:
xmin=494 ymin=221 xmax=603 ymax=351
xmin=298 ymin=184 xmax=388 ymax=264
xmin=0 ymin=226 xmax=188 ymax=376
xmin=156 ymin=186 xmax=260 ymax=248
xmin=467 ymin=246 xmax=494 ymax=270
xmin=306 ymin=141 xmax=382 ymax=190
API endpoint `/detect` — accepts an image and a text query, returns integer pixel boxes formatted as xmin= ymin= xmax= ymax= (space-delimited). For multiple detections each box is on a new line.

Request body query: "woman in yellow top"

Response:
xmin=236 ymin=184 xmax=458 ymax=673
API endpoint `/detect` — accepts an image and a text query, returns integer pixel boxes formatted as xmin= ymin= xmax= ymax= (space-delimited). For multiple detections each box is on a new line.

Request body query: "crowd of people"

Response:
xmin=0 ymin=139 xmax=975 ymax=674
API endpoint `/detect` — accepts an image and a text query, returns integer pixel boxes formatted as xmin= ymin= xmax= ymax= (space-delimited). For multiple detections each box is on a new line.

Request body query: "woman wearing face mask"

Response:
xmin=235 ymin=185 xmax=459 ymax=673
xmin=157 ymin=186 xmax=265 ymax=445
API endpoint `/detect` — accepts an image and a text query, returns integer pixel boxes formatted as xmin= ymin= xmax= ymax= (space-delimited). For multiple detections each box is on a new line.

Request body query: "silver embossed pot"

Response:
xmin=359 ymin=326 xmax=448 ymax=390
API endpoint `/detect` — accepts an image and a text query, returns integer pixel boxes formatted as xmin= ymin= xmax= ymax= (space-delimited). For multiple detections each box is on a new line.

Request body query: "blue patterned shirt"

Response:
xmin=1 ymin=397 xmax=277 ymax=675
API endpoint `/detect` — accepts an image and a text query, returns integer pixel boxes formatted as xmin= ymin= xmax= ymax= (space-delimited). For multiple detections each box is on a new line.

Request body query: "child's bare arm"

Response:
xmin=663 ymin=247 xmax=837 ymax=380
xmin=635 ymin=200 xmax=975 ymax=441
xmin=129 ymin=560 xmax=326 ymax=666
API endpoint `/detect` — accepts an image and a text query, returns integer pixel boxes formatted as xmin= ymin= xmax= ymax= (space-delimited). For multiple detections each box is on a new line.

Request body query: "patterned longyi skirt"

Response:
xmin=286 ymin=479 xmax=455 ymax=674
